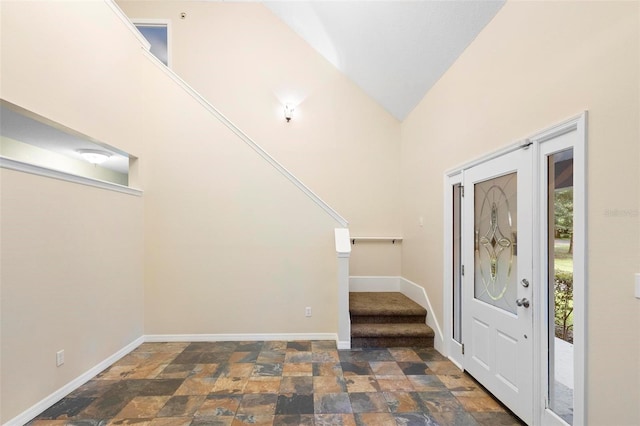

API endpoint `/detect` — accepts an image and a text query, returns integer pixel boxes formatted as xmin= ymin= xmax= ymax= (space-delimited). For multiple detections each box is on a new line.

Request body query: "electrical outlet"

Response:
xmin=305 ymin=307 xmax=312 ymax=317
xmin=56 ymin=350 xmax=65 ymax=367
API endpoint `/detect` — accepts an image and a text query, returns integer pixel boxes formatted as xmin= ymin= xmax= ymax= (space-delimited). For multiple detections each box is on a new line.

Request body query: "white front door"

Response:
xmin=463 ymin=148 xmax=533 ymax=424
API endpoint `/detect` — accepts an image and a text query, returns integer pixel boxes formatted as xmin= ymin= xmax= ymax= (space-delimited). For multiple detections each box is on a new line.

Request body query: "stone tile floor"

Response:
xmin=28 ymin=341 xmax=524 ymax=425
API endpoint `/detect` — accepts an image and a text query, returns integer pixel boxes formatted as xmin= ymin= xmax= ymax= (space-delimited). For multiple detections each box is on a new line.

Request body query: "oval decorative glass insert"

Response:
xmin=474 ymin=173 xmax=518 ymax=313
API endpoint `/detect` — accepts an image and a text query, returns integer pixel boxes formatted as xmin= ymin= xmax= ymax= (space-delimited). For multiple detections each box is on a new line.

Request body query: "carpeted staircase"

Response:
xmin=350 ymin=292 xmax=434 ymax=348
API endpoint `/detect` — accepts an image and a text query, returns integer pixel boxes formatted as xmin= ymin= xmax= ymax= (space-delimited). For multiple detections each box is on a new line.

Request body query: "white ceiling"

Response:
xmin=265 ymin=1 xmax=505 ymax=121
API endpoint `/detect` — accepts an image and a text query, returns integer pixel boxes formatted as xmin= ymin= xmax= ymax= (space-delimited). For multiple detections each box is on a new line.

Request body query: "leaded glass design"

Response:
xmin=474 ymin=172 xmax=518 ymax=314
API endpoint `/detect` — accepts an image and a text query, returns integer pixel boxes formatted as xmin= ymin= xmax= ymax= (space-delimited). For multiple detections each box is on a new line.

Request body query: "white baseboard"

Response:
xmin=348 ymin=276 xmax=444 ymax=353
xmin=144 ymin=333 xmax=339 ymax=343
xmin=399 ymin=277 xmax=444 ymax=353
xmin=337 ymin=340 xmax=351 ymax=350
xmin=4 ymin=336 xmax=144 ymax=426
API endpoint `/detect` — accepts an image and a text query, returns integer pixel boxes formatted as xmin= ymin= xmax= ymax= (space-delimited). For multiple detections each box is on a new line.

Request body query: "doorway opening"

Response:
xmin=444 ymin=113 xmax=587 ymax=426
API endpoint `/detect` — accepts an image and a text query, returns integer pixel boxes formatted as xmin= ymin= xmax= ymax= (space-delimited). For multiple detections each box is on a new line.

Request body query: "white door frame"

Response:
xmin=444 ymin=171 xmax=464 ymax=368
xmin=532 ymin=113 xmax=587 ymax=426
xmin=443 ymin=112 xmax=587 ymax=425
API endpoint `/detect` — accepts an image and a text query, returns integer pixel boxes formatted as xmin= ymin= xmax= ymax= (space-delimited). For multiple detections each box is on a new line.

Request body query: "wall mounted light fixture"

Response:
xmin=77 ymin=149 xmax=112 ymax=165
xmin=284 ymin=104 xmax=295 ymax=122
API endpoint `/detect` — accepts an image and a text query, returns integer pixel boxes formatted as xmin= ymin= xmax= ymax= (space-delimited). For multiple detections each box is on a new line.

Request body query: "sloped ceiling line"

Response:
xmin=265 ymin=1 xmax=505 ymax=121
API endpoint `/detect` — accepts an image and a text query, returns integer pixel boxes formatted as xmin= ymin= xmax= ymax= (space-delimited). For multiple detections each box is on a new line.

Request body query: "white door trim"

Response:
xmin=443 ymin=112 xmax=587 ymax=425
xmin=444 ymin=171 xmax=464 ymax=368
xmin=533 ymin=113 xmax=587 ymax=426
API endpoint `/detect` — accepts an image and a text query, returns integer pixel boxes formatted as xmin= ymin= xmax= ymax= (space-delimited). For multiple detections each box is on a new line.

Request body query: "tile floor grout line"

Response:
xmin=27 ymin=340 xmax=524 ymax=426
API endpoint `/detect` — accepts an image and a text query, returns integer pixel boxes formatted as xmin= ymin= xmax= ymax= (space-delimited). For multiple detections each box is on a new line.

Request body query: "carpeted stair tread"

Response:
xmin=349 ymin=292 xmax=427 ymax=317
xmin=351 ymin=323 xmax=434 ymax=338
xmin=349 ymin=291 xmax=433 ymax=349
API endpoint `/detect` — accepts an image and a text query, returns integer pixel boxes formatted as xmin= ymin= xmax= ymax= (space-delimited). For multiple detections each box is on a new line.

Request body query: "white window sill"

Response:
xmin=0 ymin=156 xmax=142 ymax=196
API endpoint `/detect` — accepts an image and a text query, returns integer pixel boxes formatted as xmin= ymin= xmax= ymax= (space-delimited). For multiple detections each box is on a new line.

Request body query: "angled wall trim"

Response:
xmin=104 ymin=0 xmax=348 ymax=228
xmin=104 ymin=0 xmax=150 ymax=49
xmin=145 ymin=57 xmax=349 ymax=227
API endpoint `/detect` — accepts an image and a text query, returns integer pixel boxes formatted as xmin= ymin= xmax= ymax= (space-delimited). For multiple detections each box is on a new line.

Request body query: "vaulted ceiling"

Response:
xmin=1 ymin=1 xmax=506 ymax=169
xmin=265 ymin=1 xmax=505 ymax=121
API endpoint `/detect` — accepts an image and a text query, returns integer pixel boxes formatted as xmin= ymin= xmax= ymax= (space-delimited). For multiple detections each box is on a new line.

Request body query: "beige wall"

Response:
xmin=0 ymin=171 xmax=144 ymax=422
xmin=139 ymin=75 xmax=341 ymax=335
xmin=4 ymin=0 xmax=638 ymax=423
xmin=349 ymin=243 xmax=402 ymax=277
xmin=0 ymin=2 xmax=148 ymax=421
xmin=0 ymin=1 xmax=361 ymax=421
xmin=401 ymin=1 xmax=640 ymax=424
xmin=117 ymin=1 xmax=403 ymax=276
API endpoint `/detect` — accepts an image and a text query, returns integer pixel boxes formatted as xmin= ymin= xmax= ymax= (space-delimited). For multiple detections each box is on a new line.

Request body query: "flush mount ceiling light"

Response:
xmin=77 ymin=149 xmax=112 ymax=165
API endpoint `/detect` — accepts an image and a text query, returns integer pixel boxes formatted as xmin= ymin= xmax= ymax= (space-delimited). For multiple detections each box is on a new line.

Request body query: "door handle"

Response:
xmin=516 ymin=298 xmax=530 ymax=308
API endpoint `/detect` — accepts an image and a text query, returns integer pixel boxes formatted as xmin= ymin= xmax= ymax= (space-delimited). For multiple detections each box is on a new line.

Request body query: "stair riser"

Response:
xmin=351 ymin=315 xmax=426 ymax=324
xmin=349 ymin=292 xmax=434 ymax=350
xmin=351 ymin=336 xmax=434 ymax=349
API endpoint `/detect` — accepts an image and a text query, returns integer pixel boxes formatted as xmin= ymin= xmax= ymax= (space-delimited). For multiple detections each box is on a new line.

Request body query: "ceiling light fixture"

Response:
xmin=77 ymin=149 xmax=112 ymax=165
xmin=284 ymin=104 xmax=295 ymax=122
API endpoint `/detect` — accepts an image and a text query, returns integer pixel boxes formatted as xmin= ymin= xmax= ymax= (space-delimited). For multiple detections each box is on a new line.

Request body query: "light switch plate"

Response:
xmin=635 ymin=273 xmax=640 ymax=299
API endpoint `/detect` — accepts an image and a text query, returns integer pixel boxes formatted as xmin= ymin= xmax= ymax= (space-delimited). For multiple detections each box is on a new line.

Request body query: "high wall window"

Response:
xmin=134 ymin=21 xmax=170 ymax=67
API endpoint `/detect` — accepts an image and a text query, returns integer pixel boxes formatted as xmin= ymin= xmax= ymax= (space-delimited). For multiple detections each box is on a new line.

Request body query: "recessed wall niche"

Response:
xmin=0 ymin=101 xmax=138 ymax=191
